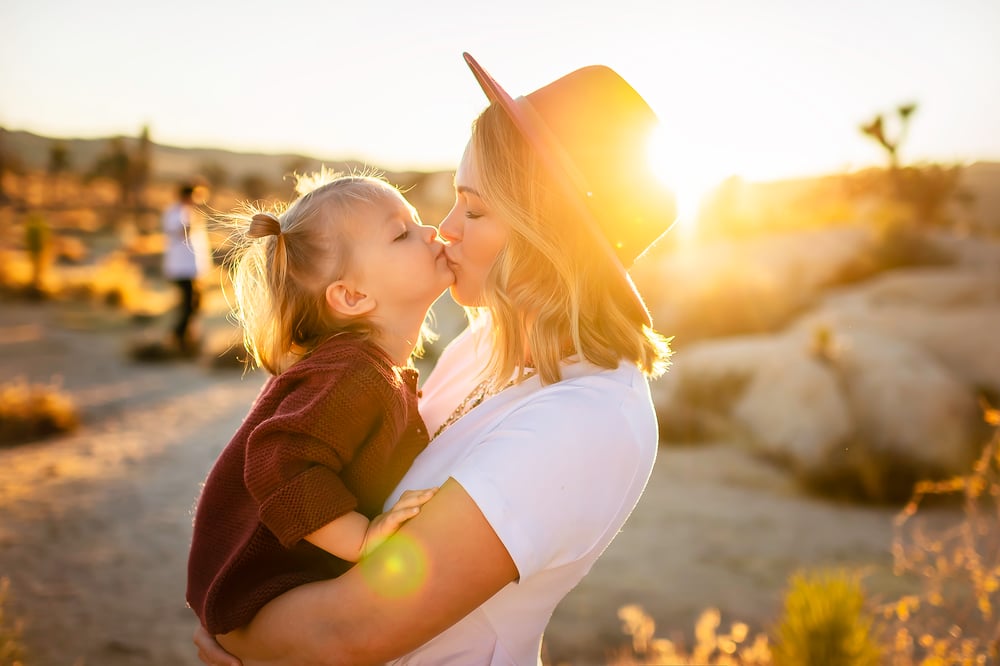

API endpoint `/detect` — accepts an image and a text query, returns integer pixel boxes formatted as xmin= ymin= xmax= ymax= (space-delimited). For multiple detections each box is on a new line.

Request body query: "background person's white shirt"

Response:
xmin=162 ymin=202 xmax=211 ymax=279
xmin=386 ymin=316 xmax=659 ymax=665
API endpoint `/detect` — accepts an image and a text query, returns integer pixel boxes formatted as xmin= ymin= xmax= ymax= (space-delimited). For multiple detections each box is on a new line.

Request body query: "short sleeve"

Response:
xmin=162 ymin=205 xmax=186 ymax=236
xmin=244 ymin=363 xmax=392 ymax=547
xmin=449 ymin=377 xmax=656 ymax=579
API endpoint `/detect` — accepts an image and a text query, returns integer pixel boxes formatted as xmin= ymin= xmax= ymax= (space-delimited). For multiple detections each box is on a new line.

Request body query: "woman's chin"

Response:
xmin=448 ymin=284 xmax=472 ymax=307
xmin=448 ymin=285 xmax=485 ymax=308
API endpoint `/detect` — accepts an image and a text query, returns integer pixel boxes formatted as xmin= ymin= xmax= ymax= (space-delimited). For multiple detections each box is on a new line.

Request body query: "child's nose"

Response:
xmin=420 ymin=224 xmax=438 ymax=243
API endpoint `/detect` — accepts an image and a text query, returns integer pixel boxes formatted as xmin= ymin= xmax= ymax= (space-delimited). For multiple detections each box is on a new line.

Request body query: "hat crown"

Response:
xmin=518 ymin=65 xmax=674 ymax=264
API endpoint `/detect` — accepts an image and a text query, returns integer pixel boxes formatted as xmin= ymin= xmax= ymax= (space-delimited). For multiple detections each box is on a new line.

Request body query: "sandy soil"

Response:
xmin=0 ymin=300 xmax=959 ymax=665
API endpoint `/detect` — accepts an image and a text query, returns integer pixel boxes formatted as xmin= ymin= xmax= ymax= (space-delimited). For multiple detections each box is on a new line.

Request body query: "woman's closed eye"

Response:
xmin=465 ymin=211 xmax=483 ymax=220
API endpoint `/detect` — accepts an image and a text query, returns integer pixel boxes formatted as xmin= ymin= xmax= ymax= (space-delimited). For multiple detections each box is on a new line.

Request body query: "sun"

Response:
xmin=647 ymin=126 xmax=728 ymax=239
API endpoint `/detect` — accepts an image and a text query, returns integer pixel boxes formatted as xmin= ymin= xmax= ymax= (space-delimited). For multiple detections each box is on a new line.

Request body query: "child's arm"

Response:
xmin=305 ymin=488 xmax=436 ymax=562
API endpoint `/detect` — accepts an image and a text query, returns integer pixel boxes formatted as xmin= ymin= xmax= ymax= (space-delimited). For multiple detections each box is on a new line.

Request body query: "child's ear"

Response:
xmin=325 ymin=281 xmax=376 ymax=318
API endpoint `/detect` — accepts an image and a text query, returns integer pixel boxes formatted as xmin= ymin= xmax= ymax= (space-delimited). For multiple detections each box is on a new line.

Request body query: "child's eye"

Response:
xmin=395 ymin=231 xmax=409 ymax=241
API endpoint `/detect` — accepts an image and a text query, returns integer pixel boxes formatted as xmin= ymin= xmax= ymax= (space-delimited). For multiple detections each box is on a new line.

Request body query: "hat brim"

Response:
xmin=462 ymin=52 xmax=654 ymax=328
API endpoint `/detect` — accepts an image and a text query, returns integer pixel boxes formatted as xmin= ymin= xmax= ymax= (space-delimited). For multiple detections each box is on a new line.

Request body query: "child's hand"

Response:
xmin=361 ymin=488 xmax=437 ymax=558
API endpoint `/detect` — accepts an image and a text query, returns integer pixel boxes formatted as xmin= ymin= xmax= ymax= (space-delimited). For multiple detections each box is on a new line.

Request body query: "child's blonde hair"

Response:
xmin=225 ymin=170 xmax=423 ymax=375
xmin=469 ymin=104 xmax=672 ymax=387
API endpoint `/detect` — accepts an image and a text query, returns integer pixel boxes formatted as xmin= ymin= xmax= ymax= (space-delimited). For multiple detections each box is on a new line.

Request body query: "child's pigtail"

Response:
xmin=229 ymin=210 xmax=287 ymax=375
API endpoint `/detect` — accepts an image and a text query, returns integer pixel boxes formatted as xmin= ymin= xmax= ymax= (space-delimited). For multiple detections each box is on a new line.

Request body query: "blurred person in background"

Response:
xmin=162 ymin=180 xmax=212 ymax=354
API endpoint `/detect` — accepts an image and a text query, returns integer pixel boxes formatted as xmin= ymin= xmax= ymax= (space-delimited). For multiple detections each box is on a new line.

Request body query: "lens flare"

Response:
xmin=359 ymin=533 xmax=429 ymax=598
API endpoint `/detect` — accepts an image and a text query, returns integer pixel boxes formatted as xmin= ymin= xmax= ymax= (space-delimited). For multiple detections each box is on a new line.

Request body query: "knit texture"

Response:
xmin=186 ymin=334 xmax=428 ymax=634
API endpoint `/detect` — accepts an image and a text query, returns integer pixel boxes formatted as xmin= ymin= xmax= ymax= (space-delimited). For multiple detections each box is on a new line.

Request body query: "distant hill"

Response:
xmin=0 ymin=127 xmax=447 ymax=186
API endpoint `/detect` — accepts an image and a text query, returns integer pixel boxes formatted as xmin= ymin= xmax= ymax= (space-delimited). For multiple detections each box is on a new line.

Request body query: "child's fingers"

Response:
xmin=382 ymin=505 xmax=422 ymax=529
xmin=391 ymin=487 xmax=438 ymax=511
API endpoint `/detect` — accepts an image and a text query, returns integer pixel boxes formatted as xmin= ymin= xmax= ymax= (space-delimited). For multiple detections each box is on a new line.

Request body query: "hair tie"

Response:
xmin=248 ymin=213 xmax=282 ymax=238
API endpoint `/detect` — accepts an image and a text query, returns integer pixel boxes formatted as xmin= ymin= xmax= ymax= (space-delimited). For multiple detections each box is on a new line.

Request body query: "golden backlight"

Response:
xmin=647 ymin=126 xmax=725 ymax=239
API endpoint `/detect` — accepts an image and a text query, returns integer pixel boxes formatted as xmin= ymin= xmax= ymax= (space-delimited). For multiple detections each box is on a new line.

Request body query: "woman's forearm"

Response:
xmin=218 ymin=479 xmax=518 ymax=666
xmin=218 ymin=583 xmax=378 ymax=666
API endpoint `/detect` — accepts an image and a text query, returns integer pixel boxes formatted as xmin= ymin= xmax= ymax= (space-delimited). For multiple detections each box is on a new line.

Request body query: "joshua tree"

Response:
xmin=89 ymin=127 xmax=153 ymax=210
xmin=860 ymin=102 xmax=917 ymax=170
xmin=90 ymin=136 xmax=132 ymax=207
xmin=47 ymin=140 xmax=72 ymax=204
xmin=25 ymin=212 xmax=50 ymax=295
xmin=0 ymin=128 xmax=8 ymax=204
xmin=129 ymin=125 xmax=152 ymax=210
xmin=859 ymin=102 xmax=969 ymax=229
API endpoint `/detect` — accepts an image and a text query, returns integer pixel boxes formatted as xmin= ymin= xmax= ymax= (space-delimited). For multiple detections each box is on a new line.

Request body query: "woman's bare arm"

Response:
xmin=217 ymin=478 xmax=518 ymax=666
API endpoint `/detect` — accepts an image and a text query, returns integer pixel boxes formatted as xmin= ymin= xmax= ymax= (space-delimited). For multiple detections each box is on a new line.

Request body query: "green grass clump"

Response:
xmin=771 ymin=570 xmax=881 ymax=666
xmin=0 ymin=377 xmax=79 ymax=446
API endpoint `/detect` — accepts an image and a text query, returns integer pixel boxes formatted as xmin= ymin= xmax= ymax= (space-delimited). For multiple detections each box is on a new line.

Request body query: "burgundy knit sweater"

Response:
xmin=186 ymin=335 xmax=429 ymax=634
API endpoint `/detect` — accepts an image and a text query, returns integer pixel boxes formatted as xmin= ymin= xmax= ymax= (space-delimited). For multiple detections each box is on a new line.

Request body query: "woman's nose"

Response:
xmin=438 ymin=207 xmax=462 ymax=243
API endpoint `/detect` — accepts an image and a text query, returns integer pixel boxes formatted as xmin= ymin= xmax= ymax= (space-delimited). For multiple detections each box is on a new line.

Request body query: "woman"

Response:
xmin=195 ymin=52 xmax=676 ymax=665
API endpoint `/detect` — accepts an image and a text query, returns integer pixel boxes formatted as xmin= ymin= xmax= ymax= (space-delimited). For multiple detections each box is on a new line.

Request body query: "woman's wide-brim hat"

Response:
xmin=462 ymin=52 xmax=677 ymax=327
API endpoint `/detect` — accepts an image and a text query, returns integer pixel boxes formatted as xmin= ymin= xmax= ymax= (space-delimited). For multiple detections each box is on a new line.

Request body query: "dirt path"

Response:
xmin=0 ymin=301 xmax=957 ymax=665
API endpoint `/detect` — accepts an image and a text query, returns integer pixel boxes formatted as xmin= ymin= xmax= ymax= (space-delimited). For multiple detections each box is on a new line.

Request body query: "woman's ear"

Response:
xmin=325 ymin=281 xmax=376 ymax=318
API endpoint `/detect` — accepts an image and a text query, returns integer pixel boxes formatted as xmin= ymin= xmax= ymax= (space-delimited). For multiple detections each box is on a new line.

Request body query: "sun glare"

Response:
xmin=359 ymin=533 xmax=429 ymax=598
xmin=647 ymin=126 xmax=727 ymax=239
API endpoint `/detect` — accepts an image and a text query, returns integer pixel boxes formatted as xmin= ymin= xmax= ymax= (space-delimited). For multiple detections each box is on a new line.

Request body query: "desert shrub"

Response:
xmin=770 ymin=569 xmax=882 ymax=666
xmin=126 ymin=334 xmax=186 ymax=362
xmin=869 ymin=220 xmax=955 ymax=272
xmin=879 ymin=407 xmax=1000 ymax=665
xmin=59 ymin=251 xmax=148 ymax=310
xmin=658 ymin=369 xmax=753 ymax=444
xmin=799 ymin=438 xmax=953 ymax=505
xmin=202 ymin=327 xmax=247 ymax=370
xmin=0 ymin=377 xmax=79 ymax=446
xmin=609 ymin=605 xmax=771 ymax=665
xmin=827 ymin=221 xmax=955 ymax=288
xmin=0 ymin=248 xmax=56 ymax=301
xmin=0 ymin=579 xmax=26 ymax=666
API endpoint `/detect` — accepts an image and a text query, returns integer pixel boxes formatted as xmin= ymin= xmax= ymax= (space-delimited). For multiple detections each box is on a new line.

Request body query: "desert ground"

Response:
xmin=0 ymin=297 xmax=961 ymax=666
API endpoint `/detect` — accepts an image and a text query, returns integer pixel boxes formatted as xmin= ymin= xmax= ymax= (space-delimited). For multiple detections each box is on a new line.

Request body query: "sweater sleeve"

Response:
xmin=244 ymin=361 xmax=393 ymax=548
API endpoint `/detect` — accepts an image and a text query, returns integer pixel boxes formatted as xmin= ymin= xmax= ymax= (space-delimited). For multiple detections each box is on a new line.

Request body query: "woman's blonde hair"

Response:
xmin=224 ymin=170 xmax=424 ymax=375
xmin=469 ymin=104 xmax=672 ymax=387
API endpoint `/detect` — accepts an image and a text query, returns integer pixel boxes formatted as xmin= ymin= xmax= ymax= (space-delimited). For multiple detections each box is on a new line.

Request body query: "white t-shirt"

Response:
xmin=385 ymin=316 xmax=659 ymax=665
xmin=162 ymin=202 xmax=211 ymax=279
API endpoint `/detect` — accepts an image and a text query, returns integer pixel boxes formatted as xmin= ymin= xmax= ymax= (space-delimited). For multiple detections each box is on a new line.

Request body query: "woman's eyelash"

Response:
xmin=465 ymin=212 xmax=483 ymax=220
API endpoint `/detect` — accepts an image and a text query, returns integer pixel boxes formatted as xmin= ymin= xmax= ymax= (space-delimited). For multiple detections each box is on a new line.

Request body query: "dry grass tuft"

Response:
xmin=608 ymin=606 xmax=771 ymax=665
xmin=0 ymin=578 xmax=26 ymax=666
xmin=878 ymin=403 xmax=1000 ymax=665
xmin=0 ymin=377 xmax=79 ymax=446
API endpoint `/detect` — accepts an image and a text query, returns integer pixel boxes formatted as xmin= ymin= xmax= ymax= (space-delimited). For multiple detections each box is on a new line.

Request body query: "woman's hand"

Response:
xmin=194 ymin=625 xmax=242 ymax=666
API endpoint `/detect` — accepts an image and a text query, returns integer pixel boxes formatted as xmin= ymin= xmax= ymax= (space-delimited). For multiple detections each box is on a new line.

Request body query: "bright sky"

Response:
xmin=2 ymin=0 xmax=999 ymax=195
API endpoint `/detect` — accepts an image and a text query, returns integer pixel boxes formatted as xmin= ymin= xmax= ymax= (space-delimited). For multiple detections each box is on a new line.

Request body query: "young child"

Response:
xmin=186 ymin=171 xmax=454 ymax=636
